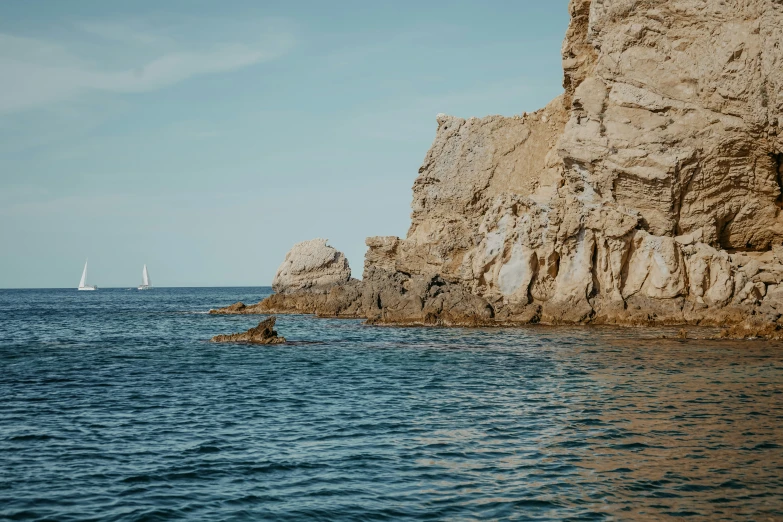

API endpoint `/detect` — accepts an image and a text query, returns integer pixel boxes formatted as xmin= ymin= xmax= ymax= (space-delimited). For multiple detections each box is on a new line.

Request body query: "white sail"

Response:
xmin=79 ymin=260 xmax=88 ymax=288
xmin=78 ymin=259 xmax=96 ymax=290
xmin=138 ymin=264 xmax=152 ymax=290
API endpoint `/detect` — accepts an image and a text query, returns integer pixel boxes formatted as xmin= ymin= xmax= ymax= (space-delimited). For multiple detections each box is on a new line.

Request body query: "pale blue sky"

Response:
xmin=0 ymin=1 xmax=569 ymax=288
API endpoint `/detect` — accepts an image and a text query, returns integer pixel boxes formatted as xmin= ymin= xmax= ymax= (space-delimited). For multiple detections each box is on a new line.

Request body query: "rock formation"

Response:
xmin=272 ymin=239 xmax=352 ymax=294
xmin=215 ymin=0 xmax=783 ymax=336
xmin=211 ymin=316 xmax=286 ymax=344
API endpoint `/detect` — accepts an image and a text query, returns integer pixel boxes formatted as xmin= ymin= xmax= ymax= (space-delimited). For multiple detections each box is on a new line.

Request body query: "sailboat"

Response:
xmin=138 ymin=264 xmax=152 ymax=290
xmin=78 ymin=259 xmax=97 ymax=291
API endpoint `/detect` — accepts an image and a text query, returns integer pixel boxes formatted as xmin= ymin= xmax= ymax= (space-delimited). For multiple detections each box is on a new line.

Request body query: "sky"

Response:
xmin=0 ymin=0 xmax=570 ymax=288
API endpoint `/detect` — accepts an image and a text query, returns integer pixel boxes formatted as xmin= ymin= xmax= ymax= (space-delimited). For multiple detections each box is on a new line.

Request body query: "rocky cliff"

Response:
xmin=216 ymin=0 xmax=783 ymax=334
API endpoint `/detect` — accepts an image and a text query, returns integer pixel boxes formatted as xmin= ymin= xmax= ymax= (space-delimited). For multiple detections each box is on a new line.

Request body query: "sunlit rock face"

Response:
xmin=256 ymin=0 xmax=783 ymax=333
xmin=272 ymin=239 xmax=352 ymax=294
xmin=359 ymin=0 xmax=783 ymax=328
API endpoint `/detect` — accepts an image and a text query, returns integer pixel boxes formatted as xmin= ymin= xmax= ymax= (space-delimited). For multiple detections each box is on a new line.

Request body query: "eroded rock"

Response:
xmin=272 ymin=239 xmax=352 ymax=294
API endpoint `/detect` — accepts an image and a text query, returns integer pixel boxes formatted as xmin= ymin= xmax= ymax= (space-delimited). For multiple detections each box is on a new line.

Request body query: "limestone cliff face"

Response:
xmin=219 ymin=1 xmax=783 ymax=332
xmin=362 ymin=0 xmax=783 ymax=326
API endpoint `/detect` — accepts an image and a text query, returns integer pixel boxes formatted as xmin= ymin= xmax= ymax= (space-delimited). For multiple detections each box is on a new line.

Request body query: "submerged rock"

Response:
xmin=719 ymin=319 xmax=783 ymax=341
xmin=209 ymin=302 xmax=247 ymax=314
xmin=211 ymin=316 xmax=286 ymax=345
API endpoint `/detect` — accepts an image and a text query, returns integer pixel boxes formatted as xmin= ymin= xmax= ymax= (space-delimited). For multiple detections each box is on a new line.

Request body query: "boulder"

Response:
xmin=272 ymin=239 xmax=352 ymax=294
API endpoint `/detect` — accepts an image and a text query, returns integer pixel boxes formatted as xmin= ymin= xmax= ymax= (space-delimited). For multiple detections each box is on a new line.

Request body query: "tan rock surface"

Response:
xmin=223 ymin=0 xmax=783 ymax=338
xmin=272 ymin=239 xmax=352 ymax=294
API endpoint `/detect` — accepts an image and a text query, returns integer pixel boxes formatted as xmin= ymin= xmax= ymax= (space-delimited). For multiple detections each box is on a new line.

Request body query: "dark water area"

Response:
xmin=1 ymin=287 xmax=782 ymax=521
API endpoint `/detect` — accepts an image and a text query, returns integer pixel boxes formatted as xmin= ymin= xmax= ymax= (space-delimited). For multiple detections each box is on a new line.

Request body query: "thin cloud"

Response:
xmin=0 ymin=21 xmax=295 ymax=114
xmin=74 ymin=20 xmax=165 ymax=46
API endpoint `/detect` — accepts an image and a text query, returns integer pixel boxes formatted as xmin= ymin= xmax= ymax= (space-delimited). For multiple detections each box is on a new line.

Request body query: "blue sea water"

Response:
xmin=1 ymin=287 xmax=782 ymax=521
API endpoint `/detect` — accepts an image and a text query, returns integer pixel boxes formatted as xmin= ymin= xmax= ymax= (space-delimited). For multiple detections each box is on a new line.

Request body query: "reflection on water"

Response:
xmin=551 ymin=338 xmax=783 ymax=519
xmin=0 ymin=288 xmax=781 ymax=521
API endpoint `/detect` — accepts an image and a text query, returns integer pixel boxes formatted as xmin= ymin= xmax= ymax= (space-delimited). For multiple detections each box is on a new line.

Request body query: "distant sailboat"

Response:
xmin=138 ymin=264 xmax=152 ymax=290
xmin=78 ymin=259 xmax=97 ymax=291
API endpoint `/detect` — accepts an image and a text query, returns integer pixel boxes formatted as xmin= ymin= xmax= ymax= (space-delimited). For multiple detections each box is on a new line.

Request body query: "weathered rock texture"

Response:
xmin=272 ymin=239 xmax=352 ymax=294
xmin=211 ymin=316 xmax=286 ymax=344
xmin=216 ymin=0 xmax=783 ymax=334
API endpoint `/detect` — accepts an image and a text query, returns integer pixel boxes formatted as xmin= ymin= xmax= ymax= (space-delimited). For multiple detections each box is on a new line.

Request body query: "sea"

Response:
xmin=1 ymin=287 xmax=781 ymax=521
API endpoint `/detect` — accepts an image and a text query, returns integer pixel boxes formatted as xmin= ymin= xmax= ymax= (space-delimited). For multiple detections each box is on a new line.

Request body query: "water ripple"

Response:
xmin=0 ymin=288 xmax=782 ymax=520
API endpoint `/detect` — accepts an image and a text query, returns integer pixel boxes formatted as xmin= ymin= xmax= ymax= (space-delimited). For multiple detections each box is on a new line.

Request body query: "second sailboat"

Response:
xmin=138 ymin=264 xmax=152 ymax=290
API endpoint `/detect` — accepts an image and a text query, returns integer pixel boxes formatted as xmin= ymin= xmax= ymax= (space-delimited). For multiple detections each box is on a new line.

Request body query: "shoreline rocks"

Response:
xmin=718 ymin=318 xmax=783 ymax=341
xmin=214 ymin=0 xmax=783 ymax=340
xmin=210 ymin=239 xmax=783 ymax=337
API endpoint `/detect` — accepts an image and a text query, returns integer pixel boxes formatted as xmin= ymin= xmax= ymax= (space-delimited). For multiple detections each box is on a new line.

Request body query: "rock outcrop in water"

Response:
xmin=211 ymin=316 xmax=286 ymax=344
xmin=216 ymin=0 xmax=783 ymax=336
